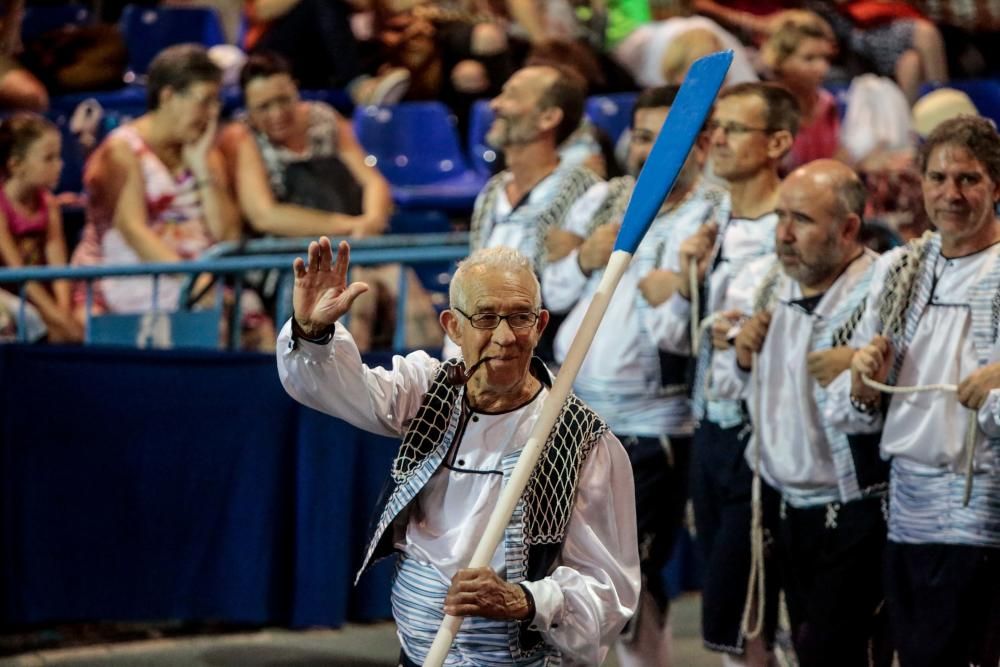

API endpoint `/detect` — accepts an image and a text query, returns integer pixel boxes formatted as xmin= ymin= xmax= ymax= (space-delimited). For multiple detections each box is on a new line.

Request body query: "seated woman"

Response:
xmin=218 ymin=50 xmax=392 ymax=238
xmin=71 ymin=44 xmax=240 ymax=318
xmin=220 ymin=51 xmax=440 ymax=352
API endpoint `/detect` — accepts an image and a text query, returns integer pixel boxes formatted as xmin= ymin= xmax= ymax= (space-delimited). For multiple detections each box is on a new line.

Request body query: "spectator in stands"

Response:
xmin=220 ymin=51 xmax=440 ymax=352
xmin=71 ymin=44 xmax=239 ymax=318
xmin=470 ymin=64 xmax=600 ymax=268
xmin=219 ymin=51 xmax=392 ymax=238
xmin=761 ymin=11 xmax=841 ymax=171
xmin=805 ymin=0 xmax=948 ymax=103
xmin=0 ymin=113 xmax=81 ymax=342
xmin=0 ymin=0 xmax=48 ymax=111
xmin=243 ymin=0 xmax=411 ymax=105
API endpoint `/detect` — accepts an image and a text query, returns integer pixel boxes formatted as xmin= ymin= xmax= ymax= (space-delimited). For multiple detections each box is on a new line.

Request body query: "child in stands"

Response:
xmin=0 ymin=113 xmax=81 ymax=342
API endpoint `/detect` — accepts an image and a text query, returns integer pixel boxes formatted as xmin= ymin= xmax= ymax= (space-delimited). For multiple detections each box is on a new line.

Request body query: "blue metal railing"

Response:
xmin=0 ymin=233 xmax=469 ymax=352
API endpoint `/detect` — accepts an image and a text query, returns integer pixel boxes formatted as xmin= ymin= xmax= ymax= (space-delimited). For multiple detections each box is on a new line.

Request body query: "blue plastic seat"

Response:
xmin=119 ymin=4 xmax=225 ymax=79
xmin=21 ymin=5 xmax=91 ymax=43
xmin=585 ymin=92 xmax=638 ymax=143
xmin=353 ymin=102 xmax=486 ymax=211
xmin=468 ymin=99 xmax=499 ymax=178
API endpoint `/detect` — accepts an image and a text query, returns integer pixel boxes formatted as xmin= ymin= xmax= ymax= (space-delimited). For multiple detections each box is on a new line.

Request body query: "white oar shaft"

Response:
xmin=422 ymin=250 xmax=633 ymax=667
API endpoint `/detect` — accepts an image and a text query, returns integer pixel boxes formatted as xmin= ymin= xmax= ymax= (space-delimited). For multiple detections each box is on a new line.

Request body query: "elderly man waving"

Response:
xmin=277 ymin=237 xmax=640 ymax=666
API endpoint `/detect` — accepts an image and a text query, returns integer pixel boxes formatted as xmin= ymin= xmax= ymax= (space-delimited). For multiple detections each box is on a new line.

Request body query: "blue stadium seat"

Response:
xmin=585 ymin=92 xmax=638 ymax=144
xmin=88 ymin=311 xmax=221 ymax=350
xmin=21 ymin=5 xmax=90 ymax=43
xmin=353 ymin=102 xmax=486 ymax=211
xmin=119 ymin=4 xmax=225 ymax=79
xmin=468 ymin=99 xmax=499 ymax=178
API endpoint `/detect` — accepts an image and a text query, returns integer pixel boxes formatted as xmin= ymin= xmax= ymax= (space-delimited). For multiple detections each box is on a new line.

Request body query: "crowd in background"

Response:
xmin=0 ymin=1 xmax=999 ymax=666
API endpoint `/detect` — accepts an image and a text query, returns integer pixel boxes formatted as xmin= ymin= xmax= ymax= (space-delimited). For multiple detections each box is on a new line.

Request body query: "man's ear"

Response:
xmin=767 ymin=129 xmax=794 ymax=162
xmin=158 ymin=85 xmax=176 ymax=110
xmin=843 ymin=212 xmax=862 ymax=243
xmin=440 ymin=309 xmax=461 ymax=344
xmin=536 ymin=309 xmax=550 ymax=336
xmin=538 ymin=106 xmax=563 ymax=135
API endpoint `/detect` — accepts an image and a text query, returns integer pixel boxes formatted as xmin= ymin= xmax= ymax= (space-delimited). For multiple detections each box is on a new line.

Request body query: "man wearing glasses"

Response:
xmin=541 ymin=84 xmax=727 ymax=666
xmin=278 ymin=238 xmax=640 ymax=666
xmin=644 ymin=82 xmax=800 ymax=665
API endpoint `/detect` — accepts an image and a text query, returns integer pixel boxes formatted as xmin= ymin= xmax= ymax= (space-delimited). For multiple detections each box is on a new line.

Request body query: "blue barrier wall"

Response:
xmin=0 ymin=344 xmax=397 ymax=628
xmin=0 ymin=344 xmax=699 ymax=628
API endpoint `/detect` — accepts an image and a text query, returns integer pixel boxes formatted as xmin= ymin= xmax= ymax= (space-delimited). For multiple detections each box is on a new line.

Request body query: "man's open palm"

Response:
xmin=293 ymin=237 xmax=369 ymax=336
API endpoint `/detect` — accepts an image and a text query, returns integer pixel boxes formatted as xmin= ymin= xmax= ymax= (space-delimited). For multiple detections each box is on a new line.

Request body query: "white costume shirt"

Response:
xmin=277 ymin=321 xmax=640 ymax=665
xmin=825 ymin=243 xmax=1000 ymax=472
xmin=651 ymin=211 xmax=777 ymax=426
xmin=470 ymin=163 xmax=599 ymax=265
xmin=714 ymin=251 xmax=878 ymax=505
xmin=542 ymin=179 xmax=725 ymax=436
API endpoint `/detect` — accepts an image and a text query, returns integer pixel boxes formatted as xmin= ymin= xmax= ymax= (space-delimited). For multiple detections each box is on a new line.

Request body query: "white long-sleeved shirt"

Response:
xmin=825 ymin=242 xmax=1000 ymax=471
xmin=713 ymin=251 xmax=878 ymax=504
xmin=277 ymin=321 xmax=640 ymax=665
xmin=542 ymin=179 xmax=726 ymax=436
xmin=650 ymin=210 xmax=777 ymax=426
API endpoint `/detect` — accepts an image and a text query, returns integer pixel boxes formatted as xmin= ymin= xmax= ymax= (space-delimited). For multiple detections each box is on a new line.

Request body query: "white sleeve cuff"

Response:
xmin=521 ymin=578 xmax=564 ymax=632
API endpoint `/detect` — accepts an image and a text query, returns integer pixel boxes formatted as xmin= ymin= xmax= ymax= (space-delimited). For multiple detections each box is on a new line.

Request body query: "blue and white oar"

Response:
xmin=423 ymin=50 xmax=733 ymax=667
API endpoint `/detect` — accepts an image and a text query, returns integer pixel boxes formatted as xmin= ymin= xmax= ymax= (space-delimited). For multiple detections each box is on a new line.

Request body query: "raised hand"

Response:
xmin=734 ymin=311 xmax=771 ymax=370
xmin=676 ymin=222 xmax=718 ymax=299
xmin=807 ymin=346 xmax=855 ymax=387
xmin=292 ymin=237 xmax=369 ymax=337
xmin=850 ymin=335 xmax=892 ymax=401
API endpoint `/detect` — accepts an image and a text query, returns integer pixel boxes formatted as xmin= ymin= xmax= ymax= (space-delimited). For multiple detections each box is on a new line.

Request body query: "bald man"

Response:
xmin=713 ymin=160 xmax=891 ymax=666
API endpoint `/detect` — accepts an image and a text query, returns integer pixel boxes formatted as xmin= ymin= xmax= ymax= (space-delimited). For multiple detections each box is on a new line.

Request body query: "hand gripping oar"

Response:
xmin=422 ymin=50 xmax=734 ymax=667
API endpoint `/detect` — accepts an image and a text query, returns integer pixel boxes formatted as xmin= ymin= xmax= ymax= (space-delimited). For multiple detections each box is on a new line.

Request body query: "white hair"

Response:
xmin=449 ymin=246 xmax=541 ymax=311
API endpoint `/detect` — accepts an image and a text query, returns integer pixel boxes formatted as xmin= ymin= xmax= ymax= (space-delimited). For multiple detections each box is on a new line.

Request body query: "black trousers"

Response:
xmin=690 ymin=419 xmax=780 ymax=653
xmin=885 ymin=541 xmax=1000 ymax=667
xmin=619 ymin=434 xmax=691 ymax=616
xmin=774 ymin=495 xmax=891 ymax=667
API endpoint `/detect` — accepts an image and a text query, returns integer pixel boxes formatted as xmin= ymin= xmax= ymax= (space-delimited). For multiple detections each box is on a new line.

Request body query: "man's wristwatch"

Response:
xmin=290 ymin=314 xmax=335 ymax=345
xmin=850 ymin=392 xmax=881 ymax=415
xmin=517 ymin=583 xmax=536 ymax=622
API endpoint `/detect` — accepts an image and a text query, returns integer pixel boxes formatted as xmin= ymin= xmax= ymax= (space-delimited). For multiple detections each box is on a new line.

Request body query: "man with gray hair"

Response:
xmin=277 ymin=238 xmax=640 ymax=666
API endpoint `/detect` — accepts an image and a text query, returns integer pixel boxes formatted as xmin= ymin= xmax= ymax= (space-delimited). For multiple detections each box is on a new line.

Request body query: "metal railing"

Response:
xmin=0 ymin=233 xmax=469 ymax=352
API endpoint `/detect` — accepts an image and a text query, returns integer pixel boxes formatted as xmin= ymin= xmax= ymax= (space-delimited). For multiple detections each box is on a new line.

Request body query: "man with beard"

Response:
xmin=540 ymin=85 xmax=727 ymax=667
xmin=713 ymin=160 xmax=890 ymax=666
xmin=469 ymin=65 xmax=600 ymax=269
xmin=828 ymin=116 xmax=1000 ymax=667
xmin=641 ymin=82 xmax=800 ymax=666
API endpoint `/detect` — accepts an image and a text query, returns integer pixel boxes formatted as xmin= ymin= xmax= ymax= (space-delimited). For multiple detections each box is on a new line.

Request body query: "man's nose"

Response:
xmin=941 ymin=178 xmax=963 ymax=200
xmin=491 ymin=319 xmax=516 ymax=343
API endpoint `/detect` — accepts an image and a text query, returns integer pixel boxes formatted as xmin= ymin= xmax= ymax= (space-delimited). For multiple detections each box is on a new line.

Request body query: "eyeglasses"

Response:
xmin=707 ymin=120 xmax=776 ymax=136
xmin=454 ymin=308 xmax=539 ymax=330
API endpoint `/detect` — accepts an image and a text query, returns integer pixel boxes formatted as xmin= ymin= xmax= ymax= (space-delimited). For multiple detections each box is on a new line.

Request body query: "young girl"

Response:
xmin=762 ymin=11 xmax=843 ymax=172
xmin=0 ymin=113 xmax=82 ymax=342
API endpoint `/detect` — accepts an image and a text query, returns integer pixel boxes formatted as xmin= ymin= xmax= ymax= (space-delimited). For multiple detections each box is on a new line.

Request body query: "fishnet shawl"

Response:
xmin=875 ymin=231 xmax=934 ymax=340
xmin=469 ymin=166 xmax=600 ymax=268
xmin=521 ymin=393 xmax=607 ymax=545
xmin=589 ymin=175 xmax=635 ymax=231
xmin=751 ymin=260 xmax=784 ymax=315
xmin=392 ymin=359 xmax=608 ymax=545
